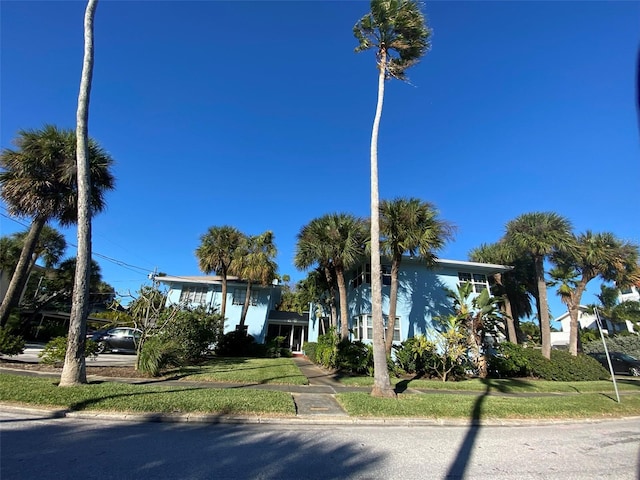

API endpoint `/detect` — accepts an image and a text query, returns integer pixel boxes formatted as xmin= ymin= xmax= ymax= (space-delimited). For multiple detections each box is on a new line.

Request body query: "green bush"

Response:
xmin=583 ymin=335 xmax=640 ymax=359
xmin=488 ymin=343 xmax=609 ymax=381
xmin=138 ymin=335 xmax=181 ymax=377
xmin=214 ymin=330 xmax=259 ymax=357
xmin=38 ymin=336 xmax=98 ymax=365
xmin=264 ymin=336 xmax=292 ymax=358
xmin=0 ymin=328 xmax=25 ymax=356
xmin=303 ymin=342 xmax=318 ymax=363
xmin=159 ymin=308 xmax=223 ymax=363
xmin=488 ymin=342 xmax=531 ymax=378
xmin=337 ymin=340 xmax=372 ymax=375
xmin=315 ymin=329 xmax=340 ymax=369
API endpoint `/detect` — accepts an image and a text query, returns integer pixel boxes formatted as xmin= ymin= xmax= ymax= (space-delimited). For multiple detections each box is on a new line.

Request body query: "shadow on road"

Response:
xmin=1 ymin=415 xmax=387 ymax=480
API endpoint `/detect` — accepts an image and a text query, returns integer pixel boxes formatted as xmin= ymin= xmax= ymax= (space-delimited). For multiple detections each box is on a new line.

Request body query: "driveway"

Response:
xmin=1 ymin=342 xmax=136 ymax=367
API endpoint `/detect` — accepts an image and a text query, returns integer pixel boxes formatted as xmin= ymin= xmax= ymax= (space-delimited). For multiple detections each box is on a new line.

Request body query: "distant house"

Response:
xmin=158 ymin=258 xmax=511 ymax=354
xmin=550 ymin=305 xmax=636 ymax=348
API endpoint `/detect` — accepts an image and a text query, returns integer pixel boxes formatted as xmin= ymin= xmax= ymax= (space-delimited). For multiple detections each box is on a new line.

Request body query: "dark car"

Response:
xmin=589 ymin=352 xmax=640 ymax=377
xmin=87 ymin=327 xmax=142 ymax=354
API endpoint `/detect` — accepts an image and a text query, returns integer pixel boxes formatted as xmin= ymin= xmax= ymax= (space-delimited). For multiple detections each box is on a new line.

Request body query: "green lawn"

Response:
xmin=172 ymin=357 xmax=309 ymax=385
xmin=338 ymin=375 xmax=640 ymax=394
xmin=0 ymin=373 xmax=296 ymax=415
xmin=336 ymin=391 xmax=640 ymax=419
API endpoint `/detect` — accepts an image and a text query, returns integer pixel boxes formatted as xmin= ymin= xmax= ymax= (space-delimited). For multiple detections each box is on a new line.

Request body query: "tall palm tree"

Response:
xmin=354 ymin=0 xmax=431 ymax=398
xmin=295 ymin=214 xmax=368 ymax=339
xmin=0 ymin=125 xmax=114 ymax=329
xmin=504 ymin=212 xmax=574 ymax=359
xmin=380 ymin=197 xmax=454 ymax=354
xmin=550 ymin=231 xmax=640 ymax=356
xmin=195 ymin=225 xmax=244 ymax=318
xmin=61 ymin=0 xmax=102 ymax=387
xmin=229 ymin=231 xmax=278 ymax=328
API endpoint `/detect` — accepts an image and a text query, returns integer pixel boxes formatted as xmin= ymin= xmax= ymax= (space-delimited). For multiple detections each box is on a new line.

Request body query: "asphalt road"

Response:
xmin=1 ymin=411 xmax=639 ymax=479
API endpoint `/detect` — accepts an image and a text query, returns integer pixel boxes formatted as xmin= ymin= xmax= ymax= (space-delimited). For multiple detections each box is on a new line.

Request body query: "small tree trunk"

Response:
xmin=238 ymin=281 xmax=251 ymax=328
xmin=60 ymin=0 xmax=98 ymax=386
xmin=0 ymin=216 xmax=46 ymax=327
xmin=220 ymin=275 xmax=228 ymax=318
xmin=370 ymin=50 xmax=395 ymax=399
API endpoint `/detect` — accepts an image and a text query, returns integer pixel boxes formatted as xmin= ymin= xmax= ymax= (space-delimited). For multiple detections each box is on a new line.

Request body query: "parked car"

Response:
xmin=588 ymin=352 xmax=640 ymax=377
xmin=87 ymin=327 xmax=142 ymax=354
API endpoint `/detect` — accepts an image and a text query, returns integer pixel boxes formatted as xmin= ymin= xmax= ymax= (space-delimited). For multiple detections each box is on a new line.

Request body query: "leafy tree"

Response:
xmin=430 ymin=315 xmax=467 ymax=382
xmin=505 ymin=212 xmax=574 ymax=359
xmin=380 ymin=197 xmax=454 ymax=355
xmin=354 ymin=0 xmax=430 ymax=398
xmin=295 ymin=214 xmax=368 ymax=339
xmin=550 ymin=231 xmax=640 ymax=356
xmin=195 ymin=225 xmax=243 ymax=318
xmin=229 ymin=231 xmax=278 ymax=328
xmin=447 ymin=282 xmax=503 ymax=378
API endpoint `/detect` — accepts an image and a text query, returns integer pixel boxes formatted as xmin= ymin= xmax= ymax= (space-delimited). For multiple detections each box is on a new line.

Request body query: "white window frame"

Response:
xmin=352 ymin=314 xmax=400 ymax=342
xmin=179 ymin=285 xmax=208 ymax=305
xmin=232 ymin=288 xmax=258 ymax=306
xmin=458 ymin=272 xmax=489 ymax=293
xmin=351 ymin=263 xmax=392 ymax=288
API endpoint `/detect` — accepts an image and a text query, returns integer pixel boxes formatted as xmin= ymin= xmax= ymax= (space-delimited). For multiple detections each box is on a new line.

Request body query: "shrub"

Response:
xmin=488 ymin=342 xmax=531 ymax=378
xmin=264 ymin=336 xmax=292 ymax=358
xmin=138 ymin=335 xmax=181 ymax=377
xmin=583 ymin=335 xmax=640 ymax=359
xmin=159 ymin=307 xmax=223 ymax=363
xmin=488 ymin=343 xmax=609 ymax=381
xmin=39 ymin=336 xmax=98 ymax=366
xmin=315 ymin=329 xmax=340 ymax=369
xmin=214 ymin=330 xmax=259 ymax=357
xmin=303 ymin=342 xmax=318 ymax=363
xmin=0 ymin=328 xmax=25 ymax=356
xmin=337 ymin=340 xmax=372 ymax=375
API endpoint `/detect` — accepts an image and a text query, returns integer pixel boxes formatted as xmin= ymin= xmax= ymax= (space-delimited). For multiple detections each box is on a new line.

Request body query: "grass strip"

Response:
xmin=336 ymin=391 xmax=640 ymax=419
xmin=0 ymin=373 xmax=296 ymax=415
xmin=173 ymin=357 xmax=308 ymax=385
xmin=338 ymin=376 xmax=640 ymax=393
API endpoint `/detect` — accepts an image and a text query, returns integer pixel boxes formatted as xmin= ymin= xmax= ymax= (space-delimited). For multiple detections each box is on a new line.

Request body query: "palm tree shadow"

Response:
xmin=445 ymin=383 xmax=490 ymax=479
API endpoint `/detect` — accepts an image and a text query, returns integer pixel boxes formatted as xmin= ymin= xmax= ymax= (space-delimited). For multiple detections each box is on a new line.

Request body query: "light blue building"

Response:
xmin=158 ymin=257 xmax=510 ymax=354
xmin=307 ymin=257 xmax=511 ymax=347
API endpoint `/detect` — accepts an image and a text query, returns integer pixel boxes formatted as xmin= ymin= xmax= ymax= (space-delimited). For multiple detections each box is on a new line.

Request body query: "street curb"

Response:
xmin=3 ymin=403 xmax=639 ymax=428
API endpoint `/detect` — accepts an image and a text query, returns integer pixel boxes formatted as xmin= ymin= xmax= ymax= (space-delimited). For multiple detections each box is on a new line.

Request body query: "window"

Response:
xmin=352 ymin=315 xmax=400 ymax=342
xmin=232 ymin=288 xmax=258 ymax=306
xmin=458 ymin=272 xmax=488 ymax=293
xmin=351 ymin=263 xmax=391 ymax=287
xmin=179 ymin=285 xmax=208 ymax=305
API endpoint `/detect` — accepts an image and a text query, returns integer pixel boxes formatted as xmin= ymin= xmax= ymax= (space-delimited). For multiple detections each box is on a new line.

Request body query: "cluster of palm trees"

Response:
xmin=195 ymin=226 xmax=277 ymax=327
xmin=470 ymin=212 xmax=640 ymax=360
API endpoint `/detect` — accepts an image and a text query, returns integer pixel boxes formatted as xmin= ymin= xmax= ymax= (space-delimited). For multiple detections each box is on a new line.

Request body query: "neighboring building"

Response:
xmin=156 ymin=275 xmax=309 ymax=352
xmin=551 ymin=304 xmax=637 ymax=349
xmin=618 ymin=284 xmax=640 ymax=304
xmin=159 ymin=258 xmax=511 ymax=354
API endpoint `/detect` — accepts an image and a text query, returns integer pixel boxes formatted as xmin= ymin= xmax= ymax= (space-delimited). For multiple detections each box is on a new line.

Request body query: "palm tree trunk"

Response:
xmin=370 ymin=51 xmax=395 ymax=398
xmin=220 ymin=275 xmax=228 ymax=318
xmin=336 ymin=267 xmax=349 ymax=339
xmin=239 ymin=281 xmax=251 ymax=328
xmin=568 ymin=281 xmax=587 ymax=356
xmin=323 ymin=265 xmax=337 ymax=329
xmin=535 ymin=256 xmax=551 ymax=359
xmin=60 ymin=0 xmax=98 ymax=386
xmin=494 ymin=273 xmax=517 ymax=343
xmin=384 ymin=255 xmax=400 ymax=356
xmin=0 ymin=216 xmax=46 ymax=327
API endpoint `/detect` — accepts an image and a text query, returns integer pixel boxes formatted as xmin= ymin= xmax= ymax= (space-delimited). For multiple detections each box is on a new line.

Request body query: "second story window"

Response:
xmin=233 ymin=288 xmax=258 ymax=306
xmin=179 ymin=285 xmax=208 ymax=305
xmin=458 ymin=272 xmax=488 ymax=293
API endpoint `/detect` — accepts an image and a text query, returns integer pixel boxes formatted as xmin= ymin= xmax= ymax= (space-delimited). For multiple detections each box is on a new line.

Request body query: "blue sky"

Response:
xmin=1 ymin=1 xmax=639 ymax=321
